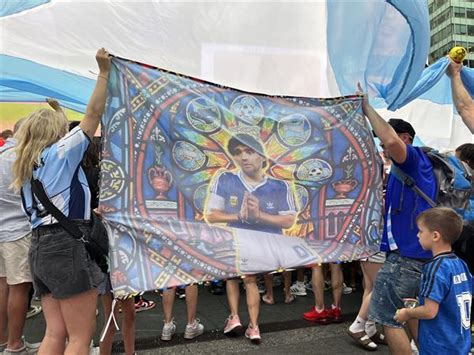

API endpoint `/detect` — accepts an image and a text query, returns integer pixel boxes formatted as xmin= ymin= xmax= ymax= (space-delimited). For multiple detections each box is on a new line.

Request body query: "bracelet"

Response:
xmin=98 ymin=74 xmax=108 ymax=80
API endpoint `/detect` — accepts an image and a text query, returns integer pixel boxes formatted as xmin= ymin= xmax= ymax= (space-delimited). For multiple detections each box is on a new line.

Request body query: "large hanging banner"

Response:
xmin=100 ymin=57 xmax=384 ymax=297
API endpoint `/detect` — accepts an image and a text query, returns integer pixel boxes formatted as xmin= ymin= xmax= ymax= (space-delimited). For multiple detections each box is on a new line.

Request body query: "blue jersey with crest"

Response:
xmin=207 ymin=170 xmax=296 ymax=234
xmin=418 ymin=252 xmax=472 ymax=355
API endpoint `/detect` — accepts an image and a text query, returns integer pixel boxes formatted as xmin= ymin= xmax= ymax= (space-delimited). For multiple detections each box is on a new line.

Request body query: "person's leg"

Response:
xmin=6 ymin=282 xmax=31 ymax=350
xmin=184 ymin=284 xmax=198 ymax=324
xmin=329 ymin=263 xmax=343 ymax=308
xmin=161 ymin=288 xmax=177 ymax=341
xmin=38 ymin=294 xmax=68 ymax=355
xmin=348 ymin=261 xmax=381 ymax=350
xmin=99 ymin=294 xmax=116 ymax=355
xmin=296 ymin=269 xmax=305 ymax=283
xmin=262 ymin=274 xmax=274 ymax=304
xmin=120 ymin=298 xmax=136 ymax=355
xmin=223 ymin=279 xmax=242 ymax=335
xmin=162 ymin=288 xmax=175 ymax=323
xmin=226 ymin=279 xmax=240 ymax=317
xmin=59 ymin=288 xmax=98 ymax=355
xmin=312 ymin=265 xmax=325 ymax=310
xmin=359 ymin=262 xmax=383 ymax=338
xmin=283 ymin=271 xmax=293 ymax=303
xmin=0 ymin=277 xmax=8 ymax=345
xmin=243 ymin=276 xmax=260 ymax=327
xmin=384 ymin=326 xmax=412 ymax=355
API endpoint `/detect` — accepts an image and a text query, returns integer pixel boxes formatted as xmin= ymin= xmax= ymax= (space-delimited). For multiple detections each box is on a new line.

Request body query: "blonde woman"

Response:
xmin=12 ymin=48 xmax=111 ymax=355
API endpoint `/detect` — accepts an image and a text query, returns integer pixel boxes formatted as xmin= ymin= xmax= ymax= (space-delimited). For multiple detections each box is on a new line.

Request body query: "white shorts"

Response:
xmin=0 ymin=234 xmax=33 ymax=285
xmin=236 ymin=231 xmax=318 ymax=274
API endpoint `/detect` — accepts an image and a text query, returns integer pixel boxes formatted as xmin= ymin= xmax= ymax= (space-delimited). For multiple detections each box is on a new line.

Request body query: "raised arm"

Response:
xmin=356 ymin=83 xmax=407 ymax=164
xmin=447 ymin=60 xmax=474 ymax=134
xmin=80 ymin=48 xmax=112 ymax=139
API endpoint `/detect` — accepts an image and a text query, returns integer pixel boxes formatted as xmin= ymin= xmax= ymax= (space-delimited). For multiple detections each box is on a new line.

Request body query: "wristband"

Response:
xmin=98 ymin=74 xmax=108 ymax=81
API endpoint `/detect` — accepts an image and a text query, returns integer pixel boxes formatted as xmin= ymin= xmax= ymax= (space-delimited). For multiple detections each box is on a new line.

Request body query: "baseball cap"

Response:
xmin=387 ymin=118 xmax=416 ymax=138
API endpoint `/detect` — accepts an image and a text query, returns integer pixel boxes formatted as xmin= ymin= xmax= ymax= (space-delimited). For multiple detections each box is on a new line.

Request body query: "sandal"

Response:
xmin=261 ymin=294 xmax=274 ymax=305
xmin=347 ymin=329 xmax=378 ymax=351
xmin=284 ymin=294 xmax=296 ymax=304
xmin=370 ymin=330 xmax=387 ymax=345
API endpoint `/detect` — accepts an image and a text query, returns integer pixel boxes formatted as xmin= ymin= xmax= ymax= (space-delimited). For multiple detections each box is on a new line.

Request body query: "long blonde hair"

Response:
xmin=12 ymin=109 xmax=69 ymax=192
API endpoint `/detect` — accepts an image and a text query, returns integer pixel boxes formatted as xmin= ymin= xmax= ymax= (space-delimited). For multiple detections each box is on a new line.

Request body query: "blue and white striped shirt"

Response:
xmin=21 ymin=126 xmax=91 ymax=228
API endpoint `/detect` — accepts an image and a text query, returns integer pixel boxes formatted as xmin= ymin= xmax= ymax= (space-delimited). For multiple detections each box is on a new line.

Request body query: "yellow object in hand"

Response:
xmin=449 ymin=46 xmax=467 ymax=63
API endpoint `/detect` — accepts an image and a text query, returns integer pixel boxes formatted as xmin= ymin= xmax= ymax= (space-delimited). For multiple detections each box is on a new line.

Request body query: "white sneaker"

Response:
xmin=184 ymin=319 xmax=204 ymax=340
xmin=26 ymin=305 xmax=42 ymax=319
xmin=290 ymin=281 xmax=307 ymax=296
xmin=161 ymin=319 xmax=177 ymax=341
xmin=3 ymin=339 xmax=41 ymax=354
xmin=342 ymin=283 xmax=353 ymax=295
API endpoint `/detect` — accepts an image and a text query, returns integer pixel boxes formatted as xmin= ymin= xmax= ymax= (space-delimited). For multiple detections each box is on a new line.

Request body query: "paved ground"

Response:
xmin=21 ymin=282 xmax=393 ymax=354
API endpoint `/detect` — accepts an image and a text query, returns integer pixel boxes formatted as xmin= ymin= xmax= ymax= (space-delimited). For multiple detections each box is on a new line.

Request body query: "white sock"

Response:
xmin=349 ymin=315 xmax=366 ymax=333
xmin=296 ymin=281 xmax=304 ymax=286
xmin=365 ymin=320 xmax=377 ymax=337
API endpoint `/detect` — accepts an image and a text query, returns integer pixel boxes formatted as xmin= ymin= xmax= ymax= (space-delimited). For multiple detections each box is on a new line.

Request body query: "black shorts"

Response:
xmin=29 ymin=222 xmax=104 ymax=299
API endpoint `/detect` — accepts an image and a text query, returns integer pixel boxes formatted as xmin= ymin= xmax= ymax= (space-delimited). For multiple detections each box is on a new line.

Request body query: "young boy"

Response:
xmin=394 ymin=207 xmax=472 ymax=355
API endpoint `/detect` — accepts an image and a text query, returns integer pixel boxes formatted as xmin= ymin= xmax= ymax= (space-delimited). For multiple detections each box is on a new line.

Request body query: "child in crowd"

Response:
xmin=394 ymin=207 xmax=472 ymax=355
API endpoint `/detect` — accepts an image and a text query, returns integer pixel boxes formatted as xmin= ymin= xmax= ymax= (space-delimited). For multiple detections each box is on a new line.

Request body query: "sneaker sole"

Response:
xmin=224 ymin=324 xmax=243 ymax=336
xmin=303 ymin=316 xmax=331 ymax=325
xmin=161 ymin=334 xmax=174 ymax=341
xmin=290 ymin=291 xmax=307 ymax=296
xmin=245 ymin=333 xmax=261 ymax=344
xmin=136 ymin=305 xmax=156 ymax=313
xmin=184 ymin=330 xmax=204 ymax=340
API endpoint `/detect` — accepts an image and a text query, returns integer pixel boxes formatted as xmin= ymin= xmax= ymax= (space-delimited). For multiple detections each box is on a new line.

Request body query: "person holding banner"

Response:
xmin=356 ymin=83 xmax=436 ymax=354
xmin=11 ymin=48 xmax=110 ymax=355
xmin=205 ymin=133 xmax=297 ymax=343
xmin=447 ymin=59 xmax=474 ymax=134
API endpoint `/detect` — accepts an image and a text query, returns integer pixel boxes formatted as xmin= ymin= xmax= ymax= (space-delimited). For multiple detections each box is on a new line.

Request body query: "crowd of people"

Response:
xmin=0 ymin=49 xmax=473 ymax=355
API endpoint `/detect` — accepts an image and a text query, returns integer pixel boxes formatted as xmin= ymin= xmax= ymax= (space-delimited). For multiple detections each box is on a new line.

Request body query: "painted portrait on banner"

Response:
xmin=100 ymin=57 xmax=384 ymax=296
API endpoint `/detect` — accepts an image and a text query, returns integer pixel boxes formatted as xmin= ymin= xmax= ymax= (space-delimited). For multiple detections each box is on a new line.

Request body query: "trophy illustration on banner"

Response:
xmin=148 ymin=127 xmax=173 ymax=200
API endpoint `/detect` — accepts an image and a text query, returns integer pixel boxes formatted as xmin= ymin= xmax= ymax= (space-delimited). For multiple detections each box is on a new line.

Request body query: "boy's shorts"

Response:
xmin=368 ymin=251 xmax=424 ymax=328
xmin=0 ymin=234 xmax=33 ymax=285
xmin=30 ymin=222 xmax=104 ymax=299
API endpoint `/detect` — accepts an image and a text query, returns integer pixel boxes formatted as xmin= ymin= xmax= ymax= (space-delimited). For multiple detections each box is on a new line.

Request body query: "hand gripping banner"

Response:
xmin=100 ymin=57 xmax=384 ymax=297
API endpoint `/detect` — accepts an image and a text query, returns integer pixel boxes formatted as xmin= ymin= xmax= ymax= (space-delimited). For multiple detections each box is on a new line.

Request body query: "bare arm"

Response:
xmin=394 ymin=298 xmax=439 ymax=323
xmin=447 ymin=61 xmax=474 ymax=133
xmin=357 ymin=83 xmax=407 ymax=164
xmin=205 ymin=209 xmax=240 ymax=224
xmin=80 ymin=48 xmax=112 ymax=139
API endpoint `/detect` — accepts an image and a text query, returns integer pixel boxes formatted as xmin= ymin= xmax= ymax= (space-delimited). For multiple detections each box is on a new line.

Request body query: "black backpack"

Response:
xmin=453 ymin=222 xmax=474 ymax=274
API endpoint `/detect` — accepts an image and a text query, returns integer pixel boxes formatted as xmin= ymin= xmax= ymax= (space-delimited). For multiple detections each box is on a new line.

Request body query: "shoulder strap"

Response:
xmin=30 ymin=179 xmax=86 ymax=241
xmin=391 ymin=165 xmax=436 ymax=208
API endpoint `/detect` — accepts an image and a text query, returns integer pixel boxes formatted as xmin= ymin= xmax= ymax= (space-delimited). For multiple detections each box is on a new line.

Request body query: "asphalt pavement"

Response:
xmin=21 ymin=280 xmax=394 ymax=354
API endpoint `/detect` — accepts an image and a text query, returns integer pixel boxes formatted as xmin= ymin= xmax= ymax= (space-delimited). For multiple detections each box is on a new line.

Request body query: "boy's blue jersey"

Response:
xmin=207 ymin=170 xmax=296 ymax=234
xmin=418 ymin=252 xmax=472 ymax=355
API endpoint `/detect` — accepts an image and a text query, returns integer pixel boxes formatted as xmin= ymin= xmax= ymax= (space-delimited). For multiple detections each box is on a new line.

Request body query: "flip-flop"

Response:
xmin=347 ymin=329 xmax=378 ymax=351
xmin=261 ymin=294 xmax=274 ymax=305
xmin=284 ymin=294 xmax=296 ymax=304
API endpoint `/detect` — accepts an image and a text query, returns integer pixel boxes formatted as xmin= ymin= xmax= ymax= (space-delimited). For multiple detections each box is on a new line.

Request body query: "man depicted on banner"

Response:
xmin=205 ymin=133 xmax=297 ymax=343
xmin=447 ymin=59 xmax=474 ymax=133
xmin=357 ymin=84 xmax=437 ymax=354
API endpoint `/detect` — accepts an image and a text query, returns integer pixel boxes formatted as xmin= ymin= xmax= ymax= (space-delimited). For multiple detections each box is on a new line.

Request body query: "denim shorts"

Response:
xmin=368 ymin=251 xmax=424 ymax=328
xmin=29 ymin=221 xmax=105 ymax=299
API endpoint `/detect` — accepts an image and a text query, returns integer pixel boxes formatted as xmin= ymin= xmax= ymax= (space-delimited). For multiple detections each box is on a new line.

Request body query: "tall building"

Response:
xmin=429 ymin=0 xmax=474 ymax=66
